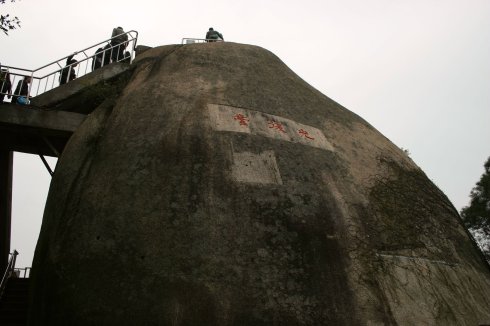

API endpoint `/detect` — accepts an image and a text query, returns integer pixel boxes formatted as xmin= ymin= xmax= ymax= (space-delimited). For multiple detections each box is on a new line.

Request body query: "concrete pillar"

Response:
xmin=0 ymin=151 xmax=13 ymax=275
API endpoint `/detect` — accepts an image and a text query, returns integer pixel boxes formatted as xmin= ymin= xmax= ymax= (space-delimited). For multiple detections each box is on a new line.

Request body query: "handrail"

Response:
xmin=13 ymin=267 xmax=31 ymax=278
xmin=0 ymin=250 xmax=18 ymax=299
xmin=0 ymin=30 xmax=138 ymax=103
xmin=181 ymin=38 xmax=224 ymax=44
xmin=33 ymin=30 xmax=139 ymax=77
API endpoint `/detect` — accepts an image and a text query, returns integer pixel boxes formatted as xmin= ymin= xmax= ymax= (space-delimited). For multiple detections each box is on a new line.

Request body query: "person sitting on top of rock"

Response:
xmin=205 ymin=27 xmax=224 ymax=42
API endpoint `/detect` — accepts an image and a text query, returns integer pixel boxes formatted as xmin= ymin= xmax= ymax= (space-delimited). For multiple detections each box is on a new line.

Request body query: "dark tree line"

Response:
xmin=461 ymin=156 xmax=490 ymax=262
xmin=1 ymin=0 xmax=21 ymax=35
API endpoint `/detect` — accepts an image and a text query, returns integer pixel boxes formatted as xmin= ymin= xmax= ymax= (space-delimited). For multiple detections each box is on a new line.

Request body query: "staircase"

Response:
xmin=0 ymin=30 xmax=138 ymax=102
xmin=0 ymin=278 xmax=29 ymax=326
xmin=0 ymin=252 xmax=30 ymax=326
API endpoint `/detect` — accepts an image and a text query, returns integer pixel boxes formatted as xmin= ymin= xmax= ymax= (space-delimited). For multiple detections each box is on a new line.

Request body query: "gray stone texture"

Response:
xmin=29 ymin=43 xmax=490 ymax=325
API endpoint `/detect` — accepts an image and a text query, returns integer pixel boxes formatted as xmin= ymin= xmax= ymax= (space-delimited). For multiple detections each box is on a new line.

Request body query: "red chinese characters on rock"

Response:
xmin=231 ymin=114 xmax=316 ymax=142
xmin=233 ymin=113 xmax=250 ymax=127
xmin=298 ymin=129 xmax=315 ymax=140
xmin=268 ymin=120 xmax=286 ymax=133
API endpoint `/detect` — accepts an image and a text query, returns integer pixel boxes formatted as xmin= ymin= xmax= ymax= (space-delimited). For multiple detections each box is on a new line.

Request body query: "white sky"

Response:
xmin=2 ymin=0 xmax=489 ymax=267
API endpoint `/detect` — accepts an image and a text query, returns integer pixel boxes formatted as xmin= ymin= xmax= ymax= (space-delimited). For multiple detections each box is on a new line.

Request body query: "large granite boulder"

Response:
xmin=29 ymin=43 xmax=490 ymax=325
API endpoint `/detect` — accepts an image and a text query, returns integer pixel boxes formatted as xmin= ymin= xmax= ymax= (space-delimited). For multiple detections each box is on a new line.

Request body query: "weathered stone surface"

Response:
xmin=29 ymin=43 xmax=490 ymax=325
xmin=31 ymin=61 xmax=134 ymax=114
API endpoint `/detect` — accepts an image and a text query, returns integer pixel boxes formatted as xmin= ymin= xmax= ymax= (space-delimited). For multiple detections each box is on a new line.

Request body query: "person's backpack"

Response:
xmin=17 ymin=96 xmax=29 ymax=105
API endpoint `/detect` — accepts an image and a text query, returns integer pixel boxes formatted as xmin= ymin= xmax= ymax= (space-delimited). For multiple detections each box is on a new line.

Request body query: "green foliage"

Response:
xmin=461 ymin=156 xmax=490 ymax=262
xmin=461 ymin=157 xmax=490 ymax=230
xmin=1 ymin=0 xmax=21 ymax=35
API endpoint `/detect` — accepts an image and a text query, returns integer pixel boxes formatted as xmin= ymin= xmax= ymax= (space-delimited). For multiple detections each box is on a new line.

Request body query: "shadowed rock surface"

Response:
xmin=29 ymin=43 xmax=490 ymax=325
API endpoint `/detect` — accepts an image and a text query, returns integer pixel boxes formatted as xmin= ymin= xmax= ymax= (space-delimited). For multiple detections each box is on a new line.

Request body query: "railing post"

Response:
xmin=11 ymin=250 xmax=18 ymax=272
xmin=28 ymin=72 xmax=34 ymax=101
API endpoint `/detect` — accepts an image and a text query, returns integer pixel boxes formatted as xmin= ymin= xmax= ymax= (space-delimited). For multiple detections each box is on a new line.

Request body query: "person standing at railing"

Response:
xmin=92 ymin=44 xmax=112 ymax=71
xmin=59 ymin=54 xmax=78 ymax=85
xmin=92 ymin=47 xmax=104 ymax=71
xmin=11 ymin=76 xmax=31 ymax=105
xmin=0 ymin=68 xmax=12 ymax=103
xmin=110 ymin=27 xmax=129 ymax=62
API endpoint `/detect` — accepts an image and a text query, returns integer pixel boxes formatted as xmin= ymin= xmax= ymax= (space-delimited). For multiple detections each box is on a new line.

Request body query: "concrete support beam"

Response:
xmin=0 ymin=104 xmax=86 ymax=156
xmin=0 ymin=151 xmax=13 ymax=274
xmin=0 ymin=104 xmax=85 ymax=135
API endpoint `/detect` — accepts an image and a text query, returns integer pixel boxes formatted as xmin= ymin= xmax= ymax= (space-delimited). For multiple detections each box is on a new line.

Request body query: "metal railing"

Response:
xmin=13 ymin=267 xmax=31 ymax=278
xmin=0 ymin=30 xmax=138 ymax=104
xmin=181 ymin=38 xmax=224 ymax=44
xmin=0 ymin=250 xmax=18 ymax=299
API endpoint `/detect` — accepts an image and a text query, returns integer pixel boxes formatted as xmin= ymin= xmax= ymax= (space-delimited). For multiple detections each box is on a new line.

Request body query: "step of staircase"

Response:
xmin=0 ymin=278 xmax=29 ymax=326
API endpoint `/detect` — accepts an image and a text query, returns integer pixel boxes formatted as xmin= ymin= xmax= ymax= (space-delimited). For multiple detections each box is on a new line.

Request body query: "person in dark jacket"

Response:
xmin=92 ymin=47 xmax=104 ymax=71
xmin=59 ymin=55 xmax=78 ymax=85
xmin=12 ymin=76 xmax=31 ymax=105
xmin=110 ymin=27 xmax=129 ymax=62
xmin=92 ymin=44 xmax=113 ymax=71
xmin=103 ymin=44 xmax=112 ymax=65
xmin=1 ymin=69 xmax=12 ymax=103
xmin=205 ymin=27 xmax=224 ymax=42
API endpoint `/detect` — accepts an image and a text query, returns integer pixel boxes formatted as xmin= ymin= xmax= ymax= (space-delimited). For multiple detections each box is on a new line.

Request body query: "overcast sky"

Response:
xmin=2 ymin=0 xmax=489 ymax=267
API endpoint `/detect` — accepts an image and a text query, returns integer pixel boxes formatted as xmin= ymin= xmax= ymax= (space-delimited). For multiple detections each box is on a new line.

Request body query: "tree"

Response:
xmin=1 ymin=0 xmax=21 ymax=35
xmin=461 ymin=156 xmax=490 ymax=262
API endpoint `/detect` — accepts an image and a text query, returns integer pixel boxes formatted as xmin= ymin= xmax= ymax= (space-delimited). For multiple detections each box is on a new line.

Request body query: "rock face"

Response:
xmin=29 ymin=43 xmax=490 ymax=325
